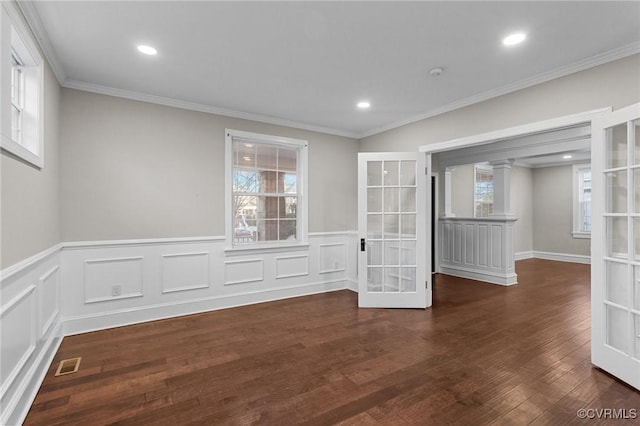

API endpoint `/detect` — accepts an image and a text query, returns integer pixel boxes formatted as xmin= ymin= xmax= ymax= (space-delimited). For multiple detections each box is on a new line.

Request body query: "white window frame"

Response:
xmin=473 ymin=164 xmax=494 ymax=218
xmin=572 ymin=163 xmax=591 ymax=239
xmin=224 ymin=129 xmax=309 ymax=252
xmin=1 ymin=2 xmax=44 ymax=168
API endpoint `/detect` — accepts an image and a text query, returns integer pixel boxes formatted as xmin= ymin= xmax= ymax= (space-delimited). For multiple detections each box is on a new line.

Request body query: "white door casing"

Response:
xmin=591 ymin=102 xmax=640 ymax=390
xmin=357 ymin=152 xmax=431 ymax=308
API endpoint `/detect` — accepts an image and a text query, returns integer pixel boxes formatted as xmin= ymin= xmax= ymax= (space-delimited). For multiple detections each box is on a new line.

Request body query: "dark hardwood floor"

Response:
xmin=25 ymin=259 xmax=640 ymax=425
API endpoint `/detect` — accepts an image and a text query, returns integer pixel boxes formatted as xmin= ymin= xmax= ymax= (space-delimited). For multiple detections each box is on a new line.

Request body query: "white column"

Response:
xmin=490 ymin=160 xmax=515 ymax=219
xmin=443 ymin=168 xmax=455 ymax=217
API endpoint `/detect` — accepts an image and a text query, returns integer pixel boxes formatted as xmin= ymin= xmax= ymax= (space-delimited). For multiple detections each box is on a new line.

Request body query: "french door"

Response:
xmin=591 ymin=102 xmax=640 ymax=390
xmin=357 ymin=152 xmax=431 ymax=308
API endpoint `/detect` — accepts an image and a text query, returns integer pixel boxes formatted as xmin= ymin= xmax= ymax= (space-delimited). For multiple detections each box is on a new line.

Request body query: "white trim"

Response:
xmin=514 ymin=251 xmax=534 ymax=261
xmin=63 ymin=236 xmax=224 ymax=249
xmin=15 ymin=1 xmax=66 ymax=84
xmin=225 ymin=128 xmax=309 ymax=250
xmin=38 ymin=265 xmax=59 ymax=337
xmin=365 ymin=44 xmax=639 ymax=139
xmin=0 ymin=243 xmax=61 ymax=283
xmin=62 ymin=279 xmax=349 ymax=336
xmin=439 ymin=266 xmax=518 ymax=286
xmin=532 ymin=251 xmax=591 ymax=264
xmin=224 ymin=243 xmax=310 ymax=256
xmin=1 ymin=2 xmax=44 ymax=169
xmin=274 ymin=254 xmax=309 ymax=279
xmin=572 ymin=162 xmax=592 ymax=238
xmin=571 ymin=231 xmax=591 ymax=239
xmin=64 ymin=80 xmax=359 ymax=139
xmin=1 ymin=324 xmax=62 ymax=426
xmin=420 ymin=107 xmax=612 ymax=153
xmin=0 ymin=285 xmax=36 ymax=399
xmin=309 ymin=230 xmax=358 ymax=237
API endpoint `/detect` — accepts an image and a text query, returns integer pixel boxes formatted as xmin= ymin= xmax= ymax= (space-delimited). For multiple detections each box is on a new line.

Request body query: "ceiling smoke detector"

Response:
xmin=429 ymin=67 xmax=444 ymax=77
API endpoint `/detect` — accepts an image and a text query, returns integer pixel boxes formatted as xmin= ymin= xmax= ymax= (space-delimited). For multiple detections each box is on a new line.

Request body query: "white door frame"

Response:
xmin=419 ymin=108 xmax=611 ymax=155
xmin=418 ymin=106 xmax=640 ymax=386
xmin=357 ymin=152 xmax=430 ymax=308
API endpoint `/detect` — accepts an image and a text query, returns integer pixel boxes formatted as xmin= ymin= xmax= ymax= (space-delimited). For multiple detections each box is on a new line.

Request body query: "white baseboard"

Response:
xmin=346 ymin=279 xmax=358 ymax=292
xmin=531 ymin=251 xmax=591 ymax=264
xmin=62 ymin=279 xmax=348 ymax=336
xmin=515 ymin=251 xmax=534 ymax=260
xmin=1 ymin=231 xmax=360 ymax=425
xmin=439 ymin=266 xmax=518 ymax=286
xmin=2 ymin=324 xmax=63 ymax=426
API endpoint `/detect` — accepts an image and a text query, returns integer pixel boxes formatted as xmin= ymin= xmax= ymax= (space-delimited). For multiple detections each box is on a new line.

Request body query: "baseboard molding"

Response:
xmin=1 ymin=231 xmax=360 ymax=425
xmin=2 ymin=323 xmax=63 ymax=426
xmin=440 ymin=266 xmax=518 ymax=286
xmin=532 ymin=251 xmax=591 ymax=264
xmin=346 ymin=279 xmax=358 ymax=293
xmin=515 ymin=250 xmax=590 ymax=264
xmin=62 ymin=279 xmax=349 ymax=336
xmin=515 ymin=251 xmax=534 ymax=260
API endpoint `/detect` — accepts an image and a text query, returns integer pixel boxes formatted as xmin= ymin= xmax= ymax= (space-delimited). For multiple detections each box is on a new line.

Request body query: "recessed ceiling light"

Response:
xmin=502 ymin=32 xmax=526 ymax=46
xmin=563 ymin=154 xmax=573 ymax=159
xmin=243 ymin=156 xmax=252 ymax=161
xmin=137 ymin=45 xmax=157 ymax=55
xmin=357 ymin=101 xmax=370 ymax=109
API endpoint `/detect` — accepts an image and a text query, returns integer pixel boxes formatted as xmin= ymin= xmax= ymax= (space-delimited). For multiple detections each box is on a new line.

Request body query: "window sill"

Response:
xmin=1 ymin=135 xmax=43 ymax=169
xmin=224 ymin=242 xmax=310 ymax=256
xmin=572 ymin=231 xmax=591 ymax=239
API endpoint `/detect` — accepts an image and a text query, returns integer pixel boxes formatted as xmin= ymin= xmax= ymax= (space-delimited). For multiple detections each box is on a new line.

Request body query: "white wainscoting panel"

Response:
xmin=224 ymin=258 xmax=264 ymax=286
xmin=0 ymin=285 xmax=36 ymax=398
xmin=162 ymin=252 xmax=210 ymax=293
xmin=319 ymin=243 xmax=346 ymax=274
xmin=61 ymin=233 xmax=356 ymax=336
xmin=439 ymin=217 xmax=518 ymax=286
xmin=84 ymin=256 xmax=144 ymax=303
xmin=0 ymin=246 xmax=62 ymax=426
xmin=275 ymin=255 xmax=309 ymax=279
xmin=38 ymin=266 xmax=59 ymax=338
xmin=0 ymin=232 xmax=358 ymax=425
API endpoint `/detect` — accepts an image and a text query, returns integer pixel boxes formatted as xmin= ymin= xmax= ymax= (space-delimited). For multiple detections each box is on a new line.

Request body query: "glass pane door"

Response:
xmin=592 ymin=103 xmax=640 ymax=390
xmin=358 ymin=152 xmax=430 ymax=309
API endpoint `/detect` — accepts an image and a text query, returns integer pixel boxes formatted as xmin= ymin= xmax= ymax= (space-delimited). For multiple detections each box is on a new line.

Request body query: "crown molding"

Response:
xmin=16 ymin=0 xmax=66 ymax=84
xmin=360 ymin=42 xmax=640 ymax=139
xmin=15 ymin=0 xmax=640 ymax=140
xmin=62 ymin=80 xmax=359 ymax=139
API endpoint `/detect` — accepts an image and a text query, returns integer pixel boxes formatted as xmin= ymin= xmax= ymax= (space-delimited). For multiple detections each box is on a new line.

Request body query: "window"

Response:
xmin=225 ymin=129 xmax=308 ymax=248
xmin=11 ymin=50 xmax=24 ymax=143
xmin=474 ymin=164 xmax=494 ymax=218
xmin=573 ymin=163 xmax=591 ymax=238
xmin=1 ymin=3 xmax=44 ymax=168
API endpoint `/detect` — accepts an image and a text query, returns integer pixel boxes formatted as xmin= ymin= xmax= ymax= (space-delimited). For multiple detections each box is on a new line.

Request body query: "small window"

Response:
xmin=1 ymin=5 xmax=44 ymax=168
xmin=474 ymin=165 xmax=494 ymax=218
xmin=573 ymin=164 xmax=591 ymax=238
xmin=226 ymin=129 xmax=308 ymax=248
xmin=11 ymin=50 xmax=24 ymax=144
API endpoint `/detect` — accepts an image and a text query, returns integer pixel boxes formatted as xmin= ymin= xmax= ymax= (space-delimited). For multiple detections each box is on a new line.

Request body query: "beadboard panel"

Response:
xmin=439 ymin=218 xmax=518 ymax=286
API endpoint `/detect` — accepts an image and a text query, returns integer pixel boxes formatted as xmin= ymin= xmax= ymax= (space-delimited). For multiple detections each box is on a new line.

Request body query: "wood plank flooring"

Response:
xmin=25 ymin=259 xmax=640 ymax=425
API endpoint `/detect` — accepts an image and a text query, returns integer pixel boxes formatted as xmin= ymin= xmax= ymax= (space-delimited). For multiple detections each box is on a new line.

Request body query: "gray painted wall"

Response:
xmin=1 ymin=63 xmax=60 ymax=269
xmin=59 ymin=89 xmax=359 ymax=242
xmin=532 ymin=165 xmax=590 ymax=256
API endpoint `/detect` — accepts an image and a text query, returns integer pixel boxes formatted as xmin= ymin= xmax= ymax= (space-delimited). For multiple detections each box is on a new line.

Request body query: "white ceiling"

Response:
xmin=23 ymin=1 xmax=640 ymax=138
